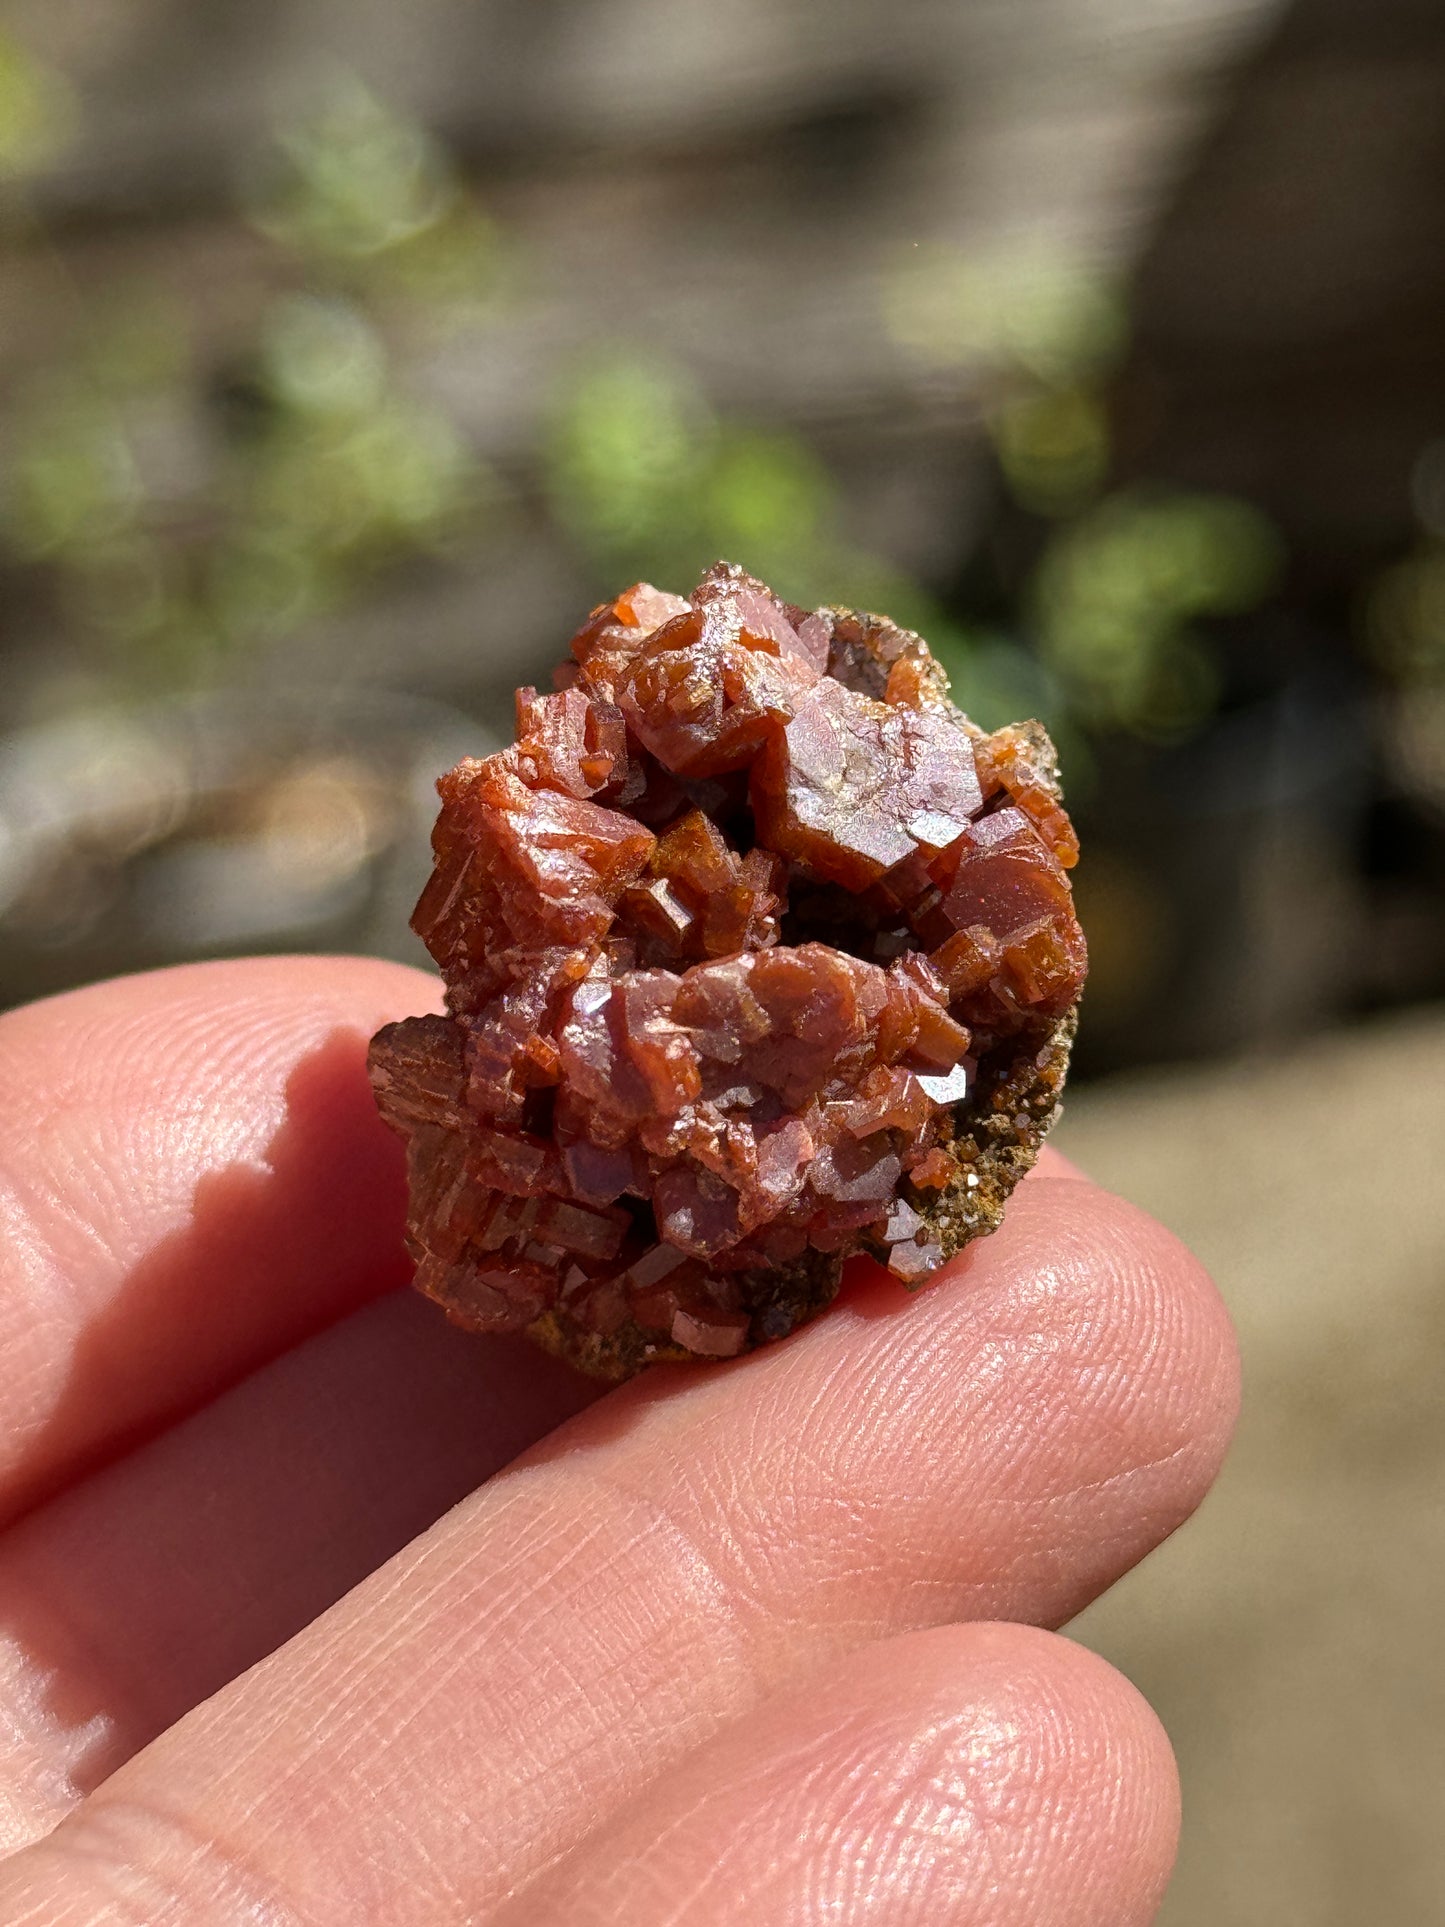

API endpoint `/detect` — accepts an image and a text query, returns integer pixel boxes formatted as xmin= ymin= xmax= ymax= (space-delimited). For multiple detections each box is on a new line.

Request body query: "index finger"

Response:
xmin=0 ymin=955 xmax=445 ymax=1525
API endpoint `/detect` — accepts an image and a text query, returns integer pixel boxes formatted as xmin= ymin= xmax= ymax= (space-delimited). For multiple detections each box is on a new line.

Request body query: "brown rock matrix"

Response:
xmin=369 ymin=563 xmax=1086 ymax=1376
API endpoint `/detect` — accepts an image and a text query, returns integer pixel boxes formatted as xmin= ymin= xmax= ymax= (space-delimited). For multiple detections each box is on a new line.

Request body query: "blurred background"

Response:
xmin=0 ymin=0 xmax=1440 ymax=1917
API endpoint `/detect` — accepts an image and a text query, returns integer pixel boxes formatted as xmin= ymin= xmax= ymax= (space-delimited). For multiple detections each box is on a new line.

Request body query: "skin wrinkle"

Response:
xmin=762 ymin=1498 xmax=903 ymax=1646
xmin=673 ymin=1457 xmax=808 ymax=1630
xmin=22 ymin=1797 xmax=307 ymax=1927
xmin=537 ymin=1455 xmax=762 ymax=1695
xmin=216 ymin=1535 xmax=555 ymax=1817
xmin=4 ymin=1025 xmax=266 ymax=1198
xmin=1049 ymin=1438 xmax=1199 ymax=1514
xmin=184 ymin=1468 xmax=760 ymax=1920
xmin=246 ymin=1724 xmax=472 ymax=1927
xmin=736 ymin=1327 xmax=1159 ymax=1638
xmin=907 ymin=1727 xmax=1012 ymax=1910
xmin=491 ymin=1606 xmax=742 ymax=1865
xmin=808 ymin=1724 xmax=995 ymax=1909
xmin=0 ymin=1168 xmax=115 ymax=1317
xmin=710 ymin=1242 xmax=1131 ymax=1625
xmin=0 ymin=1186 xmax=70 ymax=1414
xmin=569 ymin=1718 xmax=851 ymax=1926
xmin=814 ymin=1744 xmax=912 ymax=1915
xmin=335 ymin=1773 xmax=469 ymax=1924
xmin=0 ymin=1294 xmax=597 ymax=1838
xmin=571 ymin=1401 xmax=806 ymax=1645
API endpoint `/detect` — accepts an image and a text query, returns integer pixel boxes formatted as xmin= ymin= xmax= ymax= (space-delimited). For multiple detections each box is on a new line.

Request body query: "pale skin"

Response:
xmin=0 ymin=956 xmax=1239 ymax=1924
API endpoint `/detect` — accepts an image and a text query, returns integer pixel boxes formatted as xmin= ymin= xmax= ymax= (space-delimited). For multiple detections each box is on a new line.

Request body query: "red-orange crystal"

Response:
xmin=370 ymin=563 xmax=1086 ymax=1375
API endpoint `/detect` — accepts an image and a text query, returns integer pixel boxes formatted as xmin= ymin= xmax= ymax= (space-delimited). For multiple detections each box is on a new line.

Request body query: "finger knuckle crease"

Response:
xmin=46 ymin=1796 xmax=306 ymax=1927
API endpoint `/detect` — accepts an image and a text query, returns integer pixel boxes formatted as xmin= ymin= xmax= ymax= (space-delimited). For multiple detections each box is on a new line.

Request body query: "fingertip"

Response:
xmin=945 ymin=1622 xmax=1182 ymax=1921
xmin=503 ymin=1620 xmax=1181 ymax=1927
xmin=881 ymin=1621 xmax=1183 ymax=1879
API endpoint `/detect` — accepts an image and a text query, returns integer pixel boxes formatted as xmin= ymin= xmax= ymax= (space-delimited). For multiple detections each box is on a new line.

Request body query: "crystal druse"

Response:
xmin=369 ymin=563 xmax=1087 ymax=1377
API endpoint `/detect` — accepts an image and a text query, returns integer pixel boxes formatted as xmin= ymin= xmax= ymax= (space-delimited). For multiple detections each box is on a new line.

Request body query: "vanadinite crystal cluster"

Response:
xmin=369 ymin=563 xmax=1087 ymax=1377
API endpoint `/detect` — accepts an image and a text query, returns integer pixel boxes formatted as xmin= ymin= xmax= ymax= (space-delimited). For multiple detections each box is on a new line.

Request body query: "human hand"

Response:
xmin=0 ymin=957 xmax=1237 ymax=1924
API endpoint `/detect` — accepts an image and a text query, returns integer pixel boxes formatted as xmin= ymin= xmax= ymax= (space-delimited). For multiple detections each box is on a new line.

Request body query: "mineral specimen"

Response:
xmin=369 ymin=563 xmax=1086 ymax=1377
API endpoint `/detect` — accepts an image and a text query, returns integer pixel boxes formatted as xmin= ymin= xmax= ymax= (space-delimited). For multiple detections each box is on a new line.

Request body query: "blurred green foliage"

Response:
xmin=1034 ymin=490 xmax=1284 ymax=737
xmin=0 ymin=70 xmax=498 ymax=687
xmin=550 ymin=356 xmax=834 ymax=601
xmin=242 ymin=74 xmax=508 ymax=315
xmin=882 ymin=240 xmax=1128 ymax=388
xmin=990 ymin=387 xmax=1112 ymax=519
xmin=1367 ymin=544 xmax=1445 ymax=685
xmin=0 ymin=31 xmax=76 ymax=185
xmin=1364 ymin=441 xmax=1445 ymax=687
